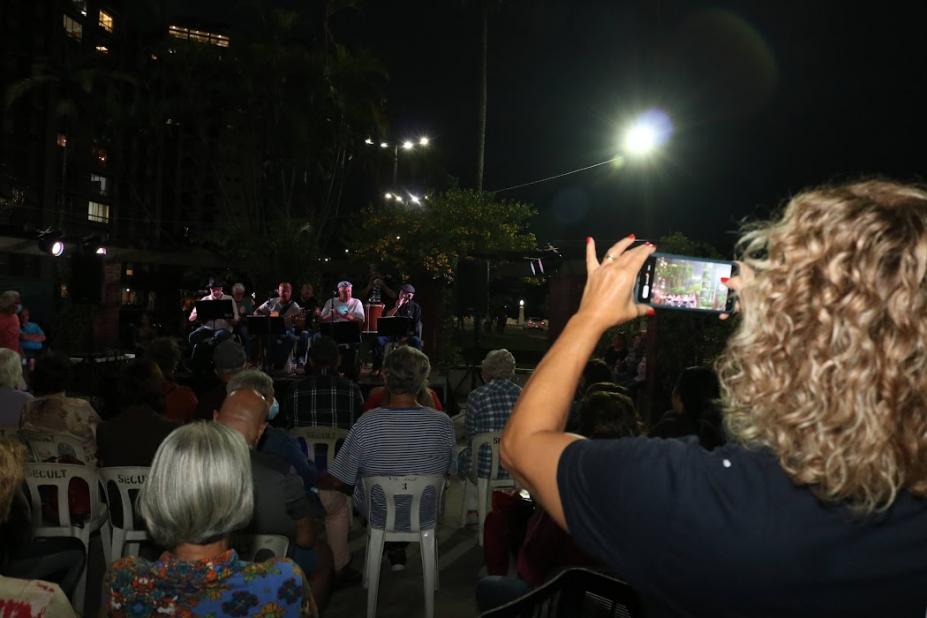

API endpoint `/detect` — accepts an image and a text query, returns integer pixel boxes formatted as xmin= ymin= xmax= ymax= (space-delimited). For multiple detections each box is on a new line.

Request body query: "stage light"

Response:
xmin=38 ymin=235 xmax=65 ymax=257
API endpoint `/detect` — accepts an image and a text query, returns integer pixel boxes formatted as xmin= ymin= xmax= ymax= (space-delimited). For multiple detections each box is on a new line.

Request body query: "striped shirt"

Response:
xmin=328 ymin=406 xmax=455 ymax=530
xmin=459 ymin=379 xmax=521 ymax=480
xmin=290 ymin=369 xmax=363 ymax=430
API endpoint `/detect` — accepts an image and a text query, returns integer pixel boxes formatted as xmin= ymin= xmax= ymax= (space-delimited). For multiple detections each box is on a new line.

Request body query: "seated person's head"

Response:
xmin=582 ymin=359 xmax=613 ymax=392
xmin=584 ymin=381 xmax=630 ymax=398
xmin=226 ymin=369 xmax=278 ymax=421
xmin=30 ymin=352 xmax=71 ymax=396
xmin=481 ymin=349 xmax=516 ymax=382
xmin=214 ymin=388 xmax=269 ymax=447
xmin=383 ymin=345 xmax=430 ymax=396
xmin=0 ymin=438 xmax=27 ymax=523
xmin=147 ymin=337 xmax=182 ymax=380
xmin=139 ymin=422 xmax=252 ymax=550
xmin=118 ymin=359 xmax=166 ymax=413
xmin=672 ymin=366 xmax=721 ymax=421
xmin=212 ymin=340 xmax=247 ymax=380
xmin=718 ymin=179 xmax=927 ymax=512
xmin=309 ymin=336 xmax=340 ymax=370
xmin=579 ymin=391 xmax=642 ymax=440
xmin=0 ymin=348 xmax=26 ymax=391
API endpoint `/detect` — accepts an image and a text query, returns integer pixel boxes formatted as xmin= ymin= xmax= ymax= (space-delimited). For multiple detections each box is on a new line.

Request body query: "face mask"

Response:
xmin=15 ymin=304 xmax=22 ymax=313
xmin=267 ymin=397 xmax=280 ymax=421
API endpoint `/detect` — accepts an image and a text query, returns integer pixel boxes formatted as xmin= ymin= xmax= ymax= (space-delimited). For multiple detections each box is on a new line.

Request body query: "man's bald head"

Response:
xmin=214 ymin=388 xmax=268 ymax=447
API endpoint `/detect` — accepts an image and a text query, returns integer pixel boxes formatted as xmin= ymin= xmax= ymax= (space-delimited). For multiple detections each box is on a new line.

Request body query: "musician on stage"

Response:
xmin=188 ymin=277 xmax=239 ymax=346
xmin=359 ymin=265 xmax=396 ymax=305
xmin=254 ymin=282 xmax=301 ymax=369
xmin=372 ymin=283 xmax=422 ymax=372
xmin=294 ymin=283 xmax=322 ymax=366
xmin=319 ymin=281 xmax=365 ymax=324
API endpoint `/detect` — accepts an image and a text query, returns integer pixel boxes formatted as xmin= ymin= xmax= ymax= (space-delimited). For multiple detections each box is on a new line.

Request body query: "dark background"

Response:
xmin=337 ymin=0 xmax=927 ymax=256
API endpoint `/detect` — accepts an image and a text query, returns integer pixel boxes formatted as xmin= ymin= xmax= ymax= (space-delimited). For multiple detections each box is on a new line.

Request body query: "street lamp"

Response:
xmin=620 ymin=110 xmax=672 ymax=158
xmin=365 ymin=135 xmax=430 ymax=184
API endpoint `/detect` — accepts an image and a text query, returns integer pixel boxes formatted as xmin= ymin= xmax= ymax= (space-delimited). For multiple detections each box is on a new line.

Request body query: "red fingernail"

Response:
xmin=628 ymin=233 xmax=636 ymax=240
xmin=720 ymin=277 xmax=730 ymax=284
xmin=646 ymin=307 xmax=656 ymax=317
xmin=586 ymin=236 xmax=592 ymax=244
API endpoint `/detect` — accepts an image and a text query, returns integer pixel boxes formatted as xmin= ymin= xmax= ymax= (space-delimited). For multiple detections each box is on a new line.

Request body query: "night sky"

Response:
xmin=341 ymin=1 xmax=927 ymax=257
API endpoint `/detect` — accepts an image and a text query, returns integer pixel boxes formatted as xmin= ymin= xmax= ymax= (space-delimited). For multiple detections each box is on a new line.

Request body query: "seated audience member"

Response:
xmin=17 ymin=307 xmax=45 ymax=362
xmin=0 ymin=348 xmax=32 ymax=427
xmin=19 ymin=353 xmax=100 ymax=466
xmin=602 ymin=331 xmax=628 ymax=368
xmin=0 ymin=438 xmax=83 ymax=614
xmin=97 ymin=359 xmax=177 ymax=467
xmin=215 ymin=390 xmax=334 ymax=607
xmin=290 ymin=336 xmax=362 ymax=430
xmin=0 ymin=292 xmax=21 ymax=354
xmin=479 ymin=391 xmax=642 ymax=611
xmin=650 ymin=366 xmax=726 ymax=449
xmin=361 ymin=383 xmax=443 ymax=412
xmin=458 ymin=349 xmax=521 ymax=521
xmin=193 ymin=339 xmax=247 ymax=421
xmin=501 ymin=181 xmax=927 ymax=615
xmin=102 ymin=422 xmax=317 ymax=616
xmin=226 ymin=370 xmax=360 ymax=587
xmin=321 ymin=345 xmax=455 ymax=570
xmin=583 ymin=358 xmax=614 ymax=389
xmin=147 ymin=337 xmax=198 ymax=424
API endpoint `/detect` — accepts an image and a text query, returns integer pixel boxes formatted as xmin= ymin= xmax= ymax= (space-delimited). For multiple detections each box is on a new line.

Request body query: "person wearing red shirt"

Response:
xmin=0 ymin=292 xmax=21 ymax=354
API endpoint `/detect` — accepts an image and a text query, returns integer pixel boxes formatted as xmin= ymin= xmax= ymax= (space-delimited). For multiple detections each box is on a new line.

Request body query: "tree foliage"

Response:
xmin=349 ymin=188 xmax=537 ymax=280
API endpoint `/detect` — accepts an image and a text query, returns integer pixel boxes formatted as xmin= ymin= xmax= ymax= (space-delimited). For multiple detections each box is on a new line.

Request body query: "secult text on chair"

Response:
xmin=361 ymin=474 xmax=446 ymax=618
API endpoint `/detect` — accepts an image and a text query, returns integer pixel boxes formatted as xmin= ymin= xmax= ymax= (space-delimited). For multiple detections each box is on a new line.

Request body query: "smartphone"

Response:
xmin=636 ymin=252 xmax=737 ymax=314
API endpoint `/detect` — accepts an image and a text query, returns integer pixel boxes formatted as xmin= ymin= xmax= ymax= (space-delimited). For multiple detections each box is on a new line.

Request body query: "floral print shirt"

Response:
xmin=103 ymin=549 xmax=317 ymax=617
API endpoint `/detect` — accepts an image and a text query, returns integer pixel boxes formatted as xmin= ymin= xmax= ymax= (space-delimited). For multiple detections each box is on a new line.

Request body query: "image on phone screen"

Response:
xmin=638 ymin=253 xmax=735 ymax=313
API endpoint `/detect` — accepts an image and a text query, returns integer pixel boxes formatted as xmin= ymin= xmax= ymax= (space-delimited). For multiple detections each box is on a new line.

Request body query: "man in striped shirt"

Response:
xmin=320 ymin=346 xmax=455 ymax=570
xmin=290 ymin=336 xmax=363 ymax=429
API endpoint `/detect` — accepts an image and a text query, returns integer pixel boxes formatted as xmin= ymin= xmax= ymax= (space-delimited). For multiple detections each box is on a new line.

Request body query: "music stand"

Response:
xmin=194 ymin=299 xmax=235 ymax=322
xmin=248 ymin=316 xmax=286 ymax=373
xmin=318 ymin=321 xmax=362 ymax=345
xmin=376 ymin=316 xmax=413 ymax=339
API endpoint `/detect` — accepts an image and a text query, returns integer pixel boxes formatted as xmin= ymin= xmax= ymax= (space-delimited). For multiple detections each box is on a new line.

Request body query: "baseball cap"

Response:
xmin=337 ymin=281 xmax=353 ymax=289
xmin=400 ymin=283 xmax=415 ymax=294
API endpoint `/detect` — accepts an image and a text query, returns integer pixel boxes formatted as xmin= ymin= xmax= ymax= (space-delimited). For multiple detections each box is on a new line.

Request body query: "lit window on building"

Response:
xmin=96 ymin=45 xmax=109 ymax=54
xmin=91 ymin=173 xmax=109 ymax=196
xmin=99 ymin=10 xmax=113 ymax=32
xmin=88 ymin=201 xmax=110 ymax=223
xmin=57 ymin=134 xmax=68 ymax=148
xmin=168 ymin=25 xmax=229 ymax=48
xmin=63 ymin=15 xmax=82 ymax=40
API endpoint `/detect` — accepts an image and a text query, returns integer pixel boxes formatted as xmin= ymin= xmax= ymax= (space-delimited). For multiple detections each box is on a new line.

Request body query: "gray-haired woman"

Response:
xmin=102 ymin=422 xmax=317 ymax=616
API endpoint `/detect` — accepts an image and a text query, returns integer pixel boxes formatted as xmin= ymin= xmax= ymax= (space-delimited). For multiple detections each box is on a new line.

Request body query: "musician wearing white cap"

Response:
xmin=320 ymin=281 xmax=365 ymax=324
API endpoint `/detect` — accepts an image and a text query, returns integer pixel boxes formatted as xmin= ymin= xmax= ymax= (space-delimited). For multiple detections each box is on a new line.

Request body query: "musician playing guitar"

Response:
xmin=254 ymin=281 xmax=301 ymax=369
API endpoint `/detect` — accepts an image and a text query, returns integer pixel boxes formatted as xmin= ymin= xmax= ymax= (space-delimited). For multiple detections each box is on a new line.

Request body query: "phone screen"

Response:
xmin=637 ymin=253 xmax=735 ymax=313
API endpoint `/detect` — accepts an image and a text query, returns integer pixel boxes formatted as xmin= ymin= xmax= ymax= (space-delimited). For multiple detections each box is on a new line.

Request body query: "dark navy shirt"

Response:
xmin=557 ymin=437 xmax=927 ymax=617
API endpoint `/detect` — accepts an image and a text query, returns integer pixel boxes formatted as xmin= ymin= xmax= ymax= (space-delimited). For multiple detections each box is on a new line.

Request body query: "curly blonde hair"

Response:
xmin=717 ymin=179 xmax=927 ymax=514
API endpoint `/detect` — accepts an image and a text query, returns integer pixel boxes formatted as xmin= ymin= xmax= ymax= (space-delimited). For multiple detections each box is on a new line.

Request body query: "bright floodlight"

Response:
xmin=364 ymin=137 xmax=374 ymax=145
xmin=622 ymin=110 xmax=672 ymax=157
xmin=95 ymin=246 xmax=107 ymax=256
xmin=51 ymin=241 xmax=65 ymax=257
xmin=380 ymin=142 xmax=389 ymax=149
xmin=418 ymin=136 xmax=429 ymax=146
xmin=402 ymin=140 xmax=415 ymax=150
xmin=409 ymin=193 xmax=421 ymax=205
xmin=384 ymin=192 xmax=393 ymax=200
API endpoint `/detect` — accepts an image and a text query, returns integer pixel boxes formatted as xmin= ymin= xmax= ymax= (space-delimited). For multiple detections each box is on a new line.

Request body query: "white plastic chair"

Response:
xmin=460 ymin=431 xmax=516 ymax=545
xmin=362 ymin=474 xmax=446 ymax=618
xmin=99 ymin=467 xmax=150 ymax=561
xmin=23 ymin=462 xmax=111 ymax=612
xmin=289 ymin=426 xmax=348 ymax=470
xmin=233 ymin=533 xmax=290 ymax=562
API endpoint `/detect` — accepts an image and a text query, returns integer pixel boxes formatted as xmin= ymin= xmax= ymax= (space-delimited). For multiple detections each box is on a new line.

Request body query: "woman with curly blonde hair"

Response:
xmin=500 ymin=179 xmax=927 ymax=616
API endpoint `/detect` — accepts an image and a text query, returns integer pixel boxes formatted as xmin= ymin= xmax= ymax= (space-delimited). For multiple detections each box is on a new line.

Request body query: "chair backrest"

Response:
xmin=98 ymin=466 xmax=149 ymax=531
xmin=288 ymin=426 xmax=348 ymax=471
xmin=21 ymin=430 xmax=95 ymax=466
xmin=23 ymin=462 xmax=104 ymax=530
xmin=469 ymin=431 xmax=506 ymax=480
xmin=233 ymin=533 xmax=290 ymax=562
xmin=362 ymin=474 xmax=446 ymax=532
xmin=479 ymin=567 xmax=641 ymax=618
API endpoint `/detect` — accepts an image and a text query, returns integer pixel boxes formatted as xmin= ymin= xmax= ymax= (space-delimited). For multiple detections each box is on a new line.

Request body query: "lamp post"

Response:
xmin=368 ymin=135 xmax=430 ymax=185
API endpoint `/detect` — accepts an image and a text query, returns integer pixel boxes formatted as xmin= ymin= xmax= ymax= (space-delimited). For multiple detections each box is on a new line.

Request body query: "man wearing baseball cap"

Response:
xmin=373 ymin=283 xmax=423 ymax=371
xmin=319 ymin=281 xmax=365 ymax=324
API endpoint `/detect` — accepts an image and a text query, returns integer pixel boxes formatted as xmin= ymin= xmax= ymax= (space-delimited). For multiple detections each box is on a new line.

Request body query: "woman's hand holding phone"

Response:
xmin=577 ymin=235 xmax=656 ymax=332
